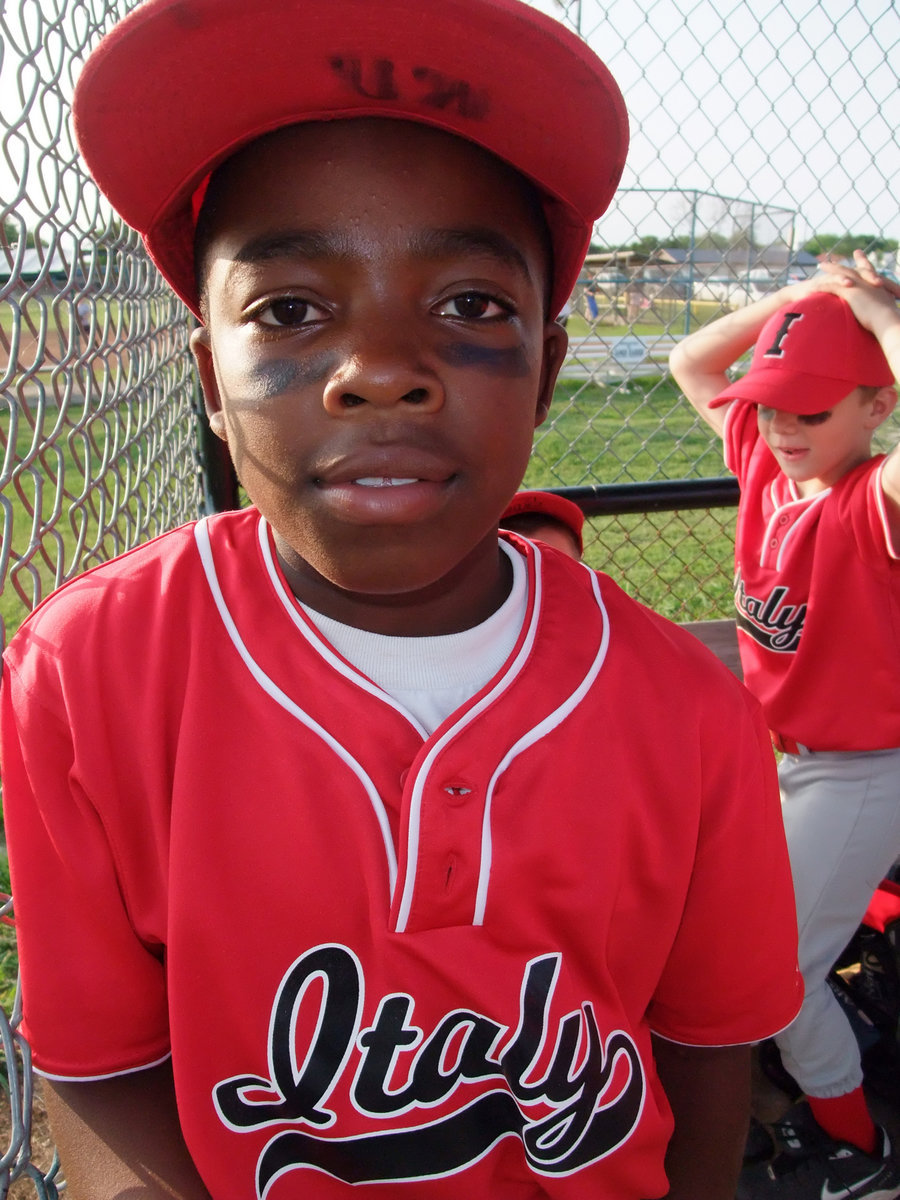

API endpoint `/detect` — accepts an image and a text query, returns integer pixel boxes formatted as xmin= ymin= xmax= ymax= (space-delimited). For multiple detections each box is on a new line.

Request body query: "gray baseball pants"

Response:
xmin=774 ymin=744 xmax=900 ymax=1098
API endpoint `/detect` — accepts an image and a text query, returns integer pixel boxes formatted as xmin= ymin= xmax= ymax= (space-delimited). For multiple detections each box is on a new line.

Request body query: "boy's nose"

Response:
xmin=770 ymin=409 xmax=800 ymax=433
xmin=322 ymin=329 xmax=443 ymax=415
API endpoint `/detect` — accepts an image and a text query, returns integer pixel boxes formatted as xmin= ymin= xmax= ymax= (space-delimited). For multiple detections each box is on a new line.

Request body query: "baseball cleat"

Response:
xmin=736 ymin=1125 xmax=900 ymax=1199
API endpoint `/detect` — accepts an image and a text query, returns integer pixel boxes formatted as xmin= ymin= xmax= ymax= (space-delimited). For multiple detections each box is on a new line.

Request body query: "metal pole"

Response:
xmin=685 ymin=189 xmax=698 ymax=336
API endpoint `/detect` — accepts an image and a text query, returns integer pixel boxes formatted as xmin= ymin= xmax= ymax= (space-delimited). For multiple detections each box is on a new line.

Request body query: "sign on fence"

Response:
xmin=610 ymin=336 xmax=648 ymax=367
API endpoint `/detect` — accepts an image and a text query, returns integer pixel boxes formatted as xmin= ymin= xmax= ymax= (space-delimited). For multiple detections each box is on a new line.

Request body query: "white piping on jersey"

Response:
xmin=392 ymin=553 xmax=543 ymax=932
xmin=256 ymin=518 xmax=429 ymax=739
xmin=34 ymin=1050 xmax=173 ymax=1083
xmin=194 ymin=518 xmax=398 ymax=896
xmin=759 ymin=486 xmax=829 ymax=572
xmin=474 ymin=559 xmax=610 ymax=925
xmin=767 ymin=478 xmax=779 ymax=511
xmin=394 ymin=546 xmax=610 ymax=933
xmin=875 ymin=458 xmax=900 ymax=560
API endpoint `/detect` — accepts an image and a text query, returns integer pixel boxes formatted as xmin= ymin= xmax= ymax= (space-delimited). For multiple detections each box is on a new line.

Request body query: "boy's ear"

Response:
xmin=534 ymin=319 xmax=568 ymax=427
xmin=189 ymin=326 xmax=228 ymax=442
xmin=866 ymin=384 xmax=898 ymax=429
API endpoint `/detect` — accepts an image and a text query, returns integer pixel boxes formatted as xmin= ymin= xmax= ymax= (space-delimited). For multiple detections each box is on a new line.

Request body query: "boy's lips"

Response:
xmin=353 ymin=476 xmax=420 ymax=487
xmin=314 ymin=451 xmax=456 ymax=523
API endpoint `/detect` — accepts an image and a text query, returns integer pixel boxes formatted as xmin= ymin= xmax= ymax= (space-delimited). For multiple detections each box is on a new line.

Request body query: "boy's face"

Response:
xmin=528 ymin=523 xmax=582 ymax=560
xmin=503 ymin=518 xmax=582 ymax=560
xmin=191 ymin=119 xmax=567 ymax=634
xmin=757 ymin=384 xmax=896 ymax=495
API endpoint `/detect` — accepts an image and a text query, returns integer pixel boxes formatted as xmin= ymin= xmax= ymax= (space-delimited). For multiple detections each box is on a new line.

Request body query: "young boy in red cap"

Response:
xmin=501 ymin=490 xmax=585 ymax=560
xmin=0 ymin=2 xmax=801 ymax=1197
xmin=670 ymin=255 xmax=900 ymax=1200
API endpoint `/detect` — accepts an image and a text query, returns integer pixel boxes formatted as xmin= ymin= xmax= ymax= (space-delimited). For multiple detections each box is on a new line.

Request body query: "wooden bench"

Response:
xmin=679 ymin=618 xmax=743 ymax=680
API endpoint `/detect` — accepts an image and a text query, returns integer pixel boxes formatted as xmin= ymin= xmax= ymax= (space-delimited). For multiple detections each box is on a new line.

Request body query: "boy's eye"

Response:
xmin=254 ymin=297 xmax=322 ymax=327
xmin=436 ymin=291 xmax=508 ymax=320
xmin=756 ymin=405 xmax=832 ymax=425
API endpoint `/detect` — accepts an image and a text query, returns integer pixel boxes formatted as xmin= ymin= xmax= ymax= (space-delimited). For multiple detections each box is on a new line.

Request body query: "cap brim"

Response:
xmin=709 ymin=366 xmax=863 ymax=414
xmin=73 ymin=0 xmax=629 ymax=320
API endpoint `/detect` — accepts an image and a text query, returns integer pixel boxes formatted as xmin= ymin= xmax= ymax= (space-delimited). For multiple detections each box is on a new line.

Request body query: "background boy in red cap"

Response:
xmin=671 ymin=253 xmax=900 ymax=1199
xmin=0 ymin=1 xmax=801 ymax=1197
xmin=501 ymin=489 xmax=585 ymax=560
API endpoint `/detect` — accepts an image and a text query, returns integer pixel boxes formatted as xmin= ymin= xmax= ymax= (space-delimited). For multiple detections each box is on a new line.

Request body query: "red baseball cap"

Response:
xmin=72 ymin=0 xmax=629 ymax=322
xmin=501 ymin=489 xmax=585 ymax=554
xmin=710 ymin=292 xmax=895 ymax=414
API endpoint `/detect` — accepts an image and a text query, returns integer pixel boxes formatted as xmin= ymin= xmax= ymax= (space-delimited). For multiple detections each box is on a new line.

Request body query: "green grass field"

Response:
xmin=0 ymin=402 xmax=108 ymax=640
xmin=525 ymin=374 xmax=738 ymax=619
xmin=0 ymin=386 xmax=201 ymax=642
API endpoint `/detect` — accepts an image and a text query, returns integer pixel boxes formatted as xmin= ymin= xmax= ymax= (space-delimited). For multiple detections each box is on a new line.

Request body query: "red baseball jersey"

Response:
xmin=725 ymin=403 xmax=900 ymax=751
xmin=1 ymin=507 xmax=800 ymax=1198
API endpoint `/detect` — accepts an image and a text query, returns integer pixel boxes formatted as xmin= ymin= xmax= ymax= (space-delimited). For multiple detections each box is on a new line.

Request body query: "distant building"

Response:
xmin=576 ymin=245 xmax=820 ymax=317
xmin=0 ymin=244 xmax=77 ymax=290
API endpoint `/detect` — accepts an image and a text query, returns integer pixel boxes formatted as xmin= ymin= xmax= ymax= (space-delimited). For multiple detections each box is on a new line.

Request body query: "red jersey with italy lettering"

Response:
xmin=1 ymin=507 xmax=800 ymax=1199
xmin=725 ymin=401 xmax=900 ymax=750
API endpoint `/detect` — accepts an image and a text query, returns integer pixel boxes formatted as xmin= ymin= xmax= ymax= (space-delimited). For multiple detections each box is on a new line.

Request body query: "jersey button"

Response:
xmin=442 ymin=782 xmax=474 ymax=805
xmin=770 ymin=537 xmax=779 ymax=548
xmin=443 ymin=854 xmax=459 ymax=893
xmin=778 ymin=515 xmax=789 ymax=525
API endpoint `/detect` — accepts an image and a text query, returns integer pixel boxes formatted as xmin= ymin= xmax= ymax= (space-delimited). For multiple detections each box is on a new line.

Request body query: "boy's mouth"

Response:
xmin=354 ymin=477 xmax=420 ymax=487
xmin=314 ymin=457 xmax=455 ymax=525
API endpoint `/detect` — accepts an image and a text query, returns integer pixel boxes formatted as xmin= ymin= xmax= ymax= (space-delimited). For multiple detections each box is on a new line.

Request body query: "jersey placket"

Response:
xmin=389 ymin=552 xmax=611 ymax=938
xmin=759 ymin=493 xmax=823 ymax=571
xmin=394 ymin=744 xmax=489 ymax=933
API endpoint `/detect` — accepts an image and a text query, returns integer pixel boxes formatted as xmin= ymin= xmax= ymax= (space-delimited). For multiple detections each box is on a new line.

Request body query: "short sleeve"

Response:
xmin=840 ymin=457 xmax=900 ymax=565
xmin=1 ymin=648 xmax=171 ymax=1079
xmin=647 ymin=685 xmax=802 ymax=1046
xmin=722 ymin=399 xmax=760 ymax=484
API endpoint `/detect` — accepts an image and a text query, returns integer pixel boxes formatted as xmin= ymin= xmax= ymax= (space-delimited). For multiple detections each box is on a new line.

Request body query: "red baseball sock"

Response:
xmin=807 ymin=1088 xmax=877 ymax=1155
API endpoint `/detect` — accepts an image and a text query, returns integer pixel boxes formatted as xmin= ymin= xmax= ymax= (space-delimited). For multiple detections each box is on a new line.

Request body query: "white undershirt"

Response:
xmin=300 ymin=541 xmax=528 ymax=735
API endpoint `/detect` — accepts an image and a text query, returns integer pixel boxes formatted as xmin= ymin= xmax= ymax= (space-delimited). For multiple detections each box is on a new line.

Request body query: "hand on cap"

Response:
xmin=781 ymin=263 xmax=866 ymax=306
xmin=848 ymin=249 xmax=900 ymax=297
xmin=815 ymin=249 xmax=900 ymax=299
xmin=811 ymin=250 xmax=900 ymax=340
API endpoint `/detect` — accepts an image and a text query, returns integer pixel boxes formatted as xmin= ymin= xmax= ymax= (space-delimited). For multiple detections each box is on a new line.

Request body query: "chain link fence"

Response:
xmin=526 ymin=0 xmax=900 ymax=619
xmin=1 ymin=1 xmax=202 ymax=1192
xmin=0 ymin=0 xmax=203 ymax=654
xmin=0 ymin=0 xmax=898 ymax=1191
